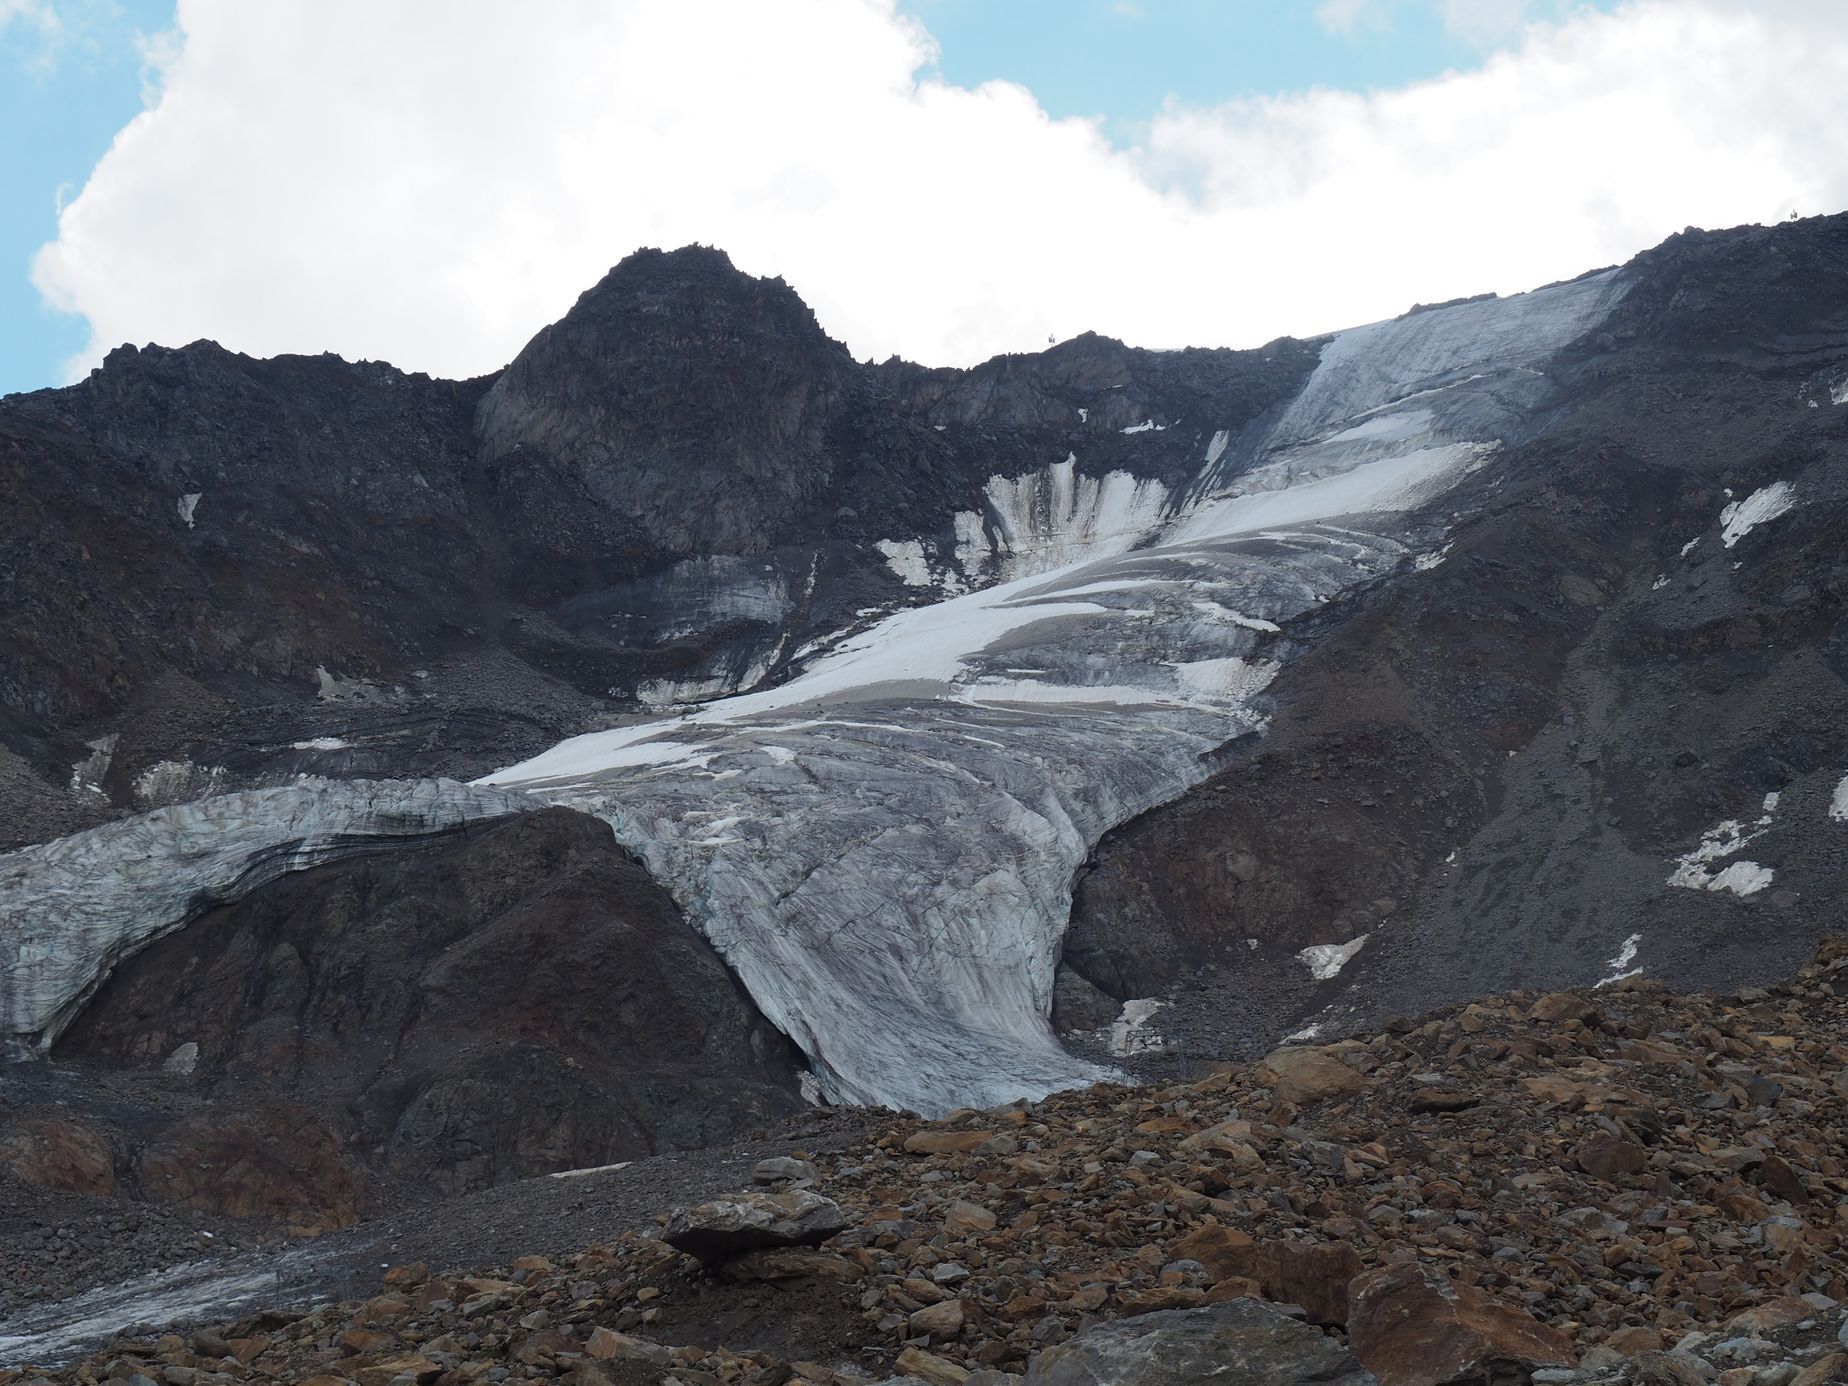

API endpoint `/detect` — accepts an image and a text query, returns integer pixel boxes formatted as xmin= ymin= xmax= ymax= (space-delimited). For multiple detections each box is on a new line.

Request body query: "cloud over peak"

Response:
xmin=31 ymin=0 xmax=1848 ymax=382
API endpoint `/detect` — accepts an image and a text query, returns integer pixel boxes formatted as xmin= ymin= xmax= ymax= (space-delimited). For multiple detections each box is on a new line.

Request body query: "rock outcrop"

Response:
xmin=42 ymin=807 xmax=807 ymax=1200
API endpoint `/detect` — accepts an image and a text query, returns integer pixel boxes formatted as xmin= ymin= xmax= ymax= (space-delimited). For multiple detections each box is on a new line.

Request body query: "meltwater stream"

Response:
xmin=0 ymin=271 xmax=1628 ymax=1114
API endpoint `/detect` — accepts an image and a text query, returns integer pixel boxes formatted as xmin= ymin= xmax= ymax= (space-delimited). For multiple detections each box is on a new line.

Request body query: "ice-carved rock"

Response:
xmin=0 ymin=778 xmax=535 ymax=1056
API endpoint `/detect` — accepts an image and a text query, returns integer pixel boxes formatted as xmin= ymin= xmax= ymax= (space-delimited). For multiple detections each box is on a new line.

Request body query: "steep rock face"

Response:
xmin=0 ymin=249 xmax=1315 ymax=848
xmin=0 ymin=777 xmax=536 ymax=1056
xmin=49 ymin=808 xmax=805 ymax=1197
xmin=476 ymin=246 xmax=861 ymax=557
xmin=1067 ymin=214 xmax=1848 ymax=1049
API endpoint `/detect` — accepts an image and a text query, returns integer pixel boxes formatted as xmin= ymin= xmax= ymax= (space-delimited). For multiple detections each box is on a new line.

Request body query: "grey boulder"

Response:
xmin=1024 ymin=1299 xmax=1377 ymax=1385
xmin=662 ymin=1188 xmax=848 ymax=1269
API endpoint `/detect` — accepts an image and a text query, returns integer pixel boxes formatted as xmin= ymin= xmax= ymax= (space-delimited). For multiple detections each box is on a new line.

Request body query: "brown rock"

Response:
xmin=945 ymin=1200 xmax=998 ymax=1235
xmin=1528 ymin=993 xmax=1600 ymax=1025
xmin=910 ymin=1299 xmax=966 ymax=1338
xmin=337 ymin=1328 xmax=398 ymax=1356
xmin=1256 ymin=1048 xmax=1369 ymax=1107
xmin=380 ymin=1261 xmax=428 ymax=1287
xmin=1723 ymin=1296 xmax=1816 ymax=1333
xmin=1603 ymin=1326 xmax=1664 ymax=1354
xmin=352 ymin=1356 xmax=442 ymax=1386
xmin=1117 ymin=1286 xmax=1208 ymax=1313
xmin=720 ymin=1247 xmax=865 ymax=1281
xmin=1627 ymin=1355 xmax=1709 ymax=1386
xmin=1347 ymin=1261 xmax=1577 ymax=1386
xmin=584 ymin=1327 xmax=669 ymax=1364
xmin=1234 ymin=1239 xmax=1362 ymax=1327
xmin=0 ymin=1117 xmax=115 ymax=1195
xmin=904 ymin=1130 xmax=995 ymax=1156
xmin=1575 ymin=1132 xmax=1647 ymax=1180
xmin=1170 ymin=1222 xmax=1257 ymax=1281
xmin=1792 ymin=1354 xmax=1848 ymax=1386
xmin=135 ymin=1105 xmax=362 ymax=1232
xmin=894 ymin=1345 xmax=970 ymax=1385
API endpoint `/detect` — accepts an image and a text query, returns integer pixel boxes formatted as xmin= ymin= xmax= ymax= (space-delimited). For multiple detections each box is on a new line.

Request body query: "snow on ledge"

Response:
xmin=1829 ymin=774 xmax=1848 ymax=823
xmin=1720 ymin=481 xmax=1797 ymax=548
xmin=1667 ymin=798 xmax=1778 ymax=897
xmin=1596 ymin=933 xmax=1642 ymax=988
xmin=1298 ymin=934 xmax=1369 ymax=981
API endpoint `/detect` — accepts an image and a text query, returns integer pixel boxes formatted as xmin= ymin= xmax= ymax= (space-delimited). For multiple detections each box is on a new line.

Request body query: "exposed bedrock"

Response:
xmin=25 ymin=807 xmax=804 ymax=1213
xmin=0 ymin=777 xmax=536 ymax=1056
xmin=1068 ymin=216 xmax=1848 ymax=1050
xmin=1 ymin=247 xmax=1314 ymax=841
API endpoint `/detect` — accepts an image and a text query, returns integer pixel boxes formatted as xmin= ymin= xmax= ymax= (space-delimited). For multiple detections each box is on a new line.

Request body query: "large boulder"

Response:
xmin=1206 ymin=1236 xmax=1364 ymax=1327
xmin=1346 ymin=1262 xmax=1577 ymax=1386
xmin=1256 ymin=1047 xmax=1370 ymax=1107
xmin=1023 ymin=1299 xmax=1376 ymax=1384
xmin=662 ymin=1188 xmax=848 ymax=1269
xmin=0 ymin=1117 xmax=115 ymax=1195
xmin=134 ymin=1104 xmax=363 ymax=1234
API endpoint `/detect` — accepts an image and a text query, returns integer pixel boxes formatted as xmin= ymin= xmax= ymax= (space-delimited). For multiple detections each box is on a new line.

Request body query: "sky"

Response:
xmin=3 ymin=0 xmax=1845 ymax=397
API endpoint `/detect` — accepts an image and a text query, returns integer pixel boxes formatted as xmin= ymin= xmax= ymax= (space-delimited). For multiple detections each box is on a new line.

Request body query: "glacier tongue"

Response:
xmin=479 ymin=270 xmax=1630 ymax=1113
xmin=0 ymin=779 xmax=536 ymax=1058
xmin=0 ymin=269 xmax=1628 ymax=1113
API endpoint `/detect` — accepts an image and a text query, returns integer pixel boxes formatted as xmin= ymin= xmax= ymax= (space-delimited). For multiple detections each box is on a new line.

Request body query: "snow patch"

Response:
xmin=1414 ymin=545 xmax=1451 ymax=572
xmin=1107 ymin=999 xmax=1167 ymax=1056
xmin=1651 ymin=575 xmax=1668 ymax=590
xmin=1679 ymin=536 xmax=1700 ymax=558
xmin=1720 ymin=481 xmax=1797 ymax=548
xmin=1298 ymin=934 xmax=1368 ymax=981
xmin=1595 ymin=933 xmax=1642 ymax=988
xmin=1705 ymin=861 xmax=1775 ymax=896
xmin=876 ymin=539 xmax=933 ymax=587
xmin=177 ymin=492 xmax=201 ymax=528
xmin=549 ymin=1160 xmax=632 ymax=1180
xmin=290 ymin=737 xmax=352 ymax=751
xmin=1121 ymin=419 xmax=1165 ymax=434
xmin=1830 ymin=774 xmax=1848 ymax=823
xmin=1832 ymin=374 xmax=1848 ymax=406
xmin=1667 ymin=799 xmax=1779 ymax=897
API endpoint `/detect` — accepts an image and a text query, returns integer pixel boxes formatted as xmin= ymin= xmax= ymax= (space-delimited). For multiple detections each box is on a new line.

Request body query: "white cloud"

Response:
xmin=1315 ymin=0 xmax=1567 ymax=45
xmin=29 ymin=0 xmax=1848 ymax=384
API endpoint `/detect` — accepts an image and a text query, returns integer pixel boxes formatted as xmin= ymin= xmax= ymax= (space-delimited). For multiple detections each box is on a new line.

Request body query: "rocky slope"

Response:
xmin=3 ymin=213 xmax=1848 ymax=1302
xmin=6 ymin=941 xmax=1848 ymax=1382
xmin=1067 ymin=218 xmax=1848 ymax=1055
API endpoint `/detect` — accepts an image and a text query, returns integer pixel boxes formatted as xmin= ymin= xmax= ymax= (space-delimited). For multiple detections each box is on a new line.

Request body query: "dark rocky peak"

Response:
xmin=871 ymin=327 xmax=1320 ymax=440
xmin=1605 ymin=210 xmax=1848 ymax=349
xmin=475 ymin=246 xmax=862 ymax=556
xmin=6 ymin=338 xmax=483 ymax=491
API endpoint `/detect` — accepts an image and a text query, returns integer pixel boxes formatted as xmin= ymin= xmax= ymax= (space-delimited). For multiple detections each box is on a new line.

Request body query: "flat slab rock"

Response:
xmin=661 ymin=1188 xmax=848 ymax=1268
xmin=1022 ymin=1298 xmax=1377 ymax=1385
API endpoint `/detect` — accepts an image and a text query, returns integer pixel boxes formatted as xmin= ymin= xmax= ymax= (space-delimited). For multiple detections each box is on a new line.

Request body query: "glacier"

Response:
xmin=0 ymin=779 xmax=535 ymax=1058
xmin=0 ymin=270 xmax=1629 ymax=1113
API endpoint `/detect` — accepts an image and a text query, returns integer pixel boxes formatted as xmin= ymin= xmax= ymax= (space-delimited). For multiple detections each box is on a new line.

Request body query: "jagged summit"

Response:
xmin=475 ymin=244 xmax=863 ymax=555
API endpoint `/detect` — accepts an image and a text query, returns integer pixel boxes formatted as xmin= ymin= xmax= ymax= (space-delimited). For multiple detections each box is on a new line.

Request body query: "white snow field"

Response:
xmin=0 ymin=270 xmax=1628 ymax=1113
